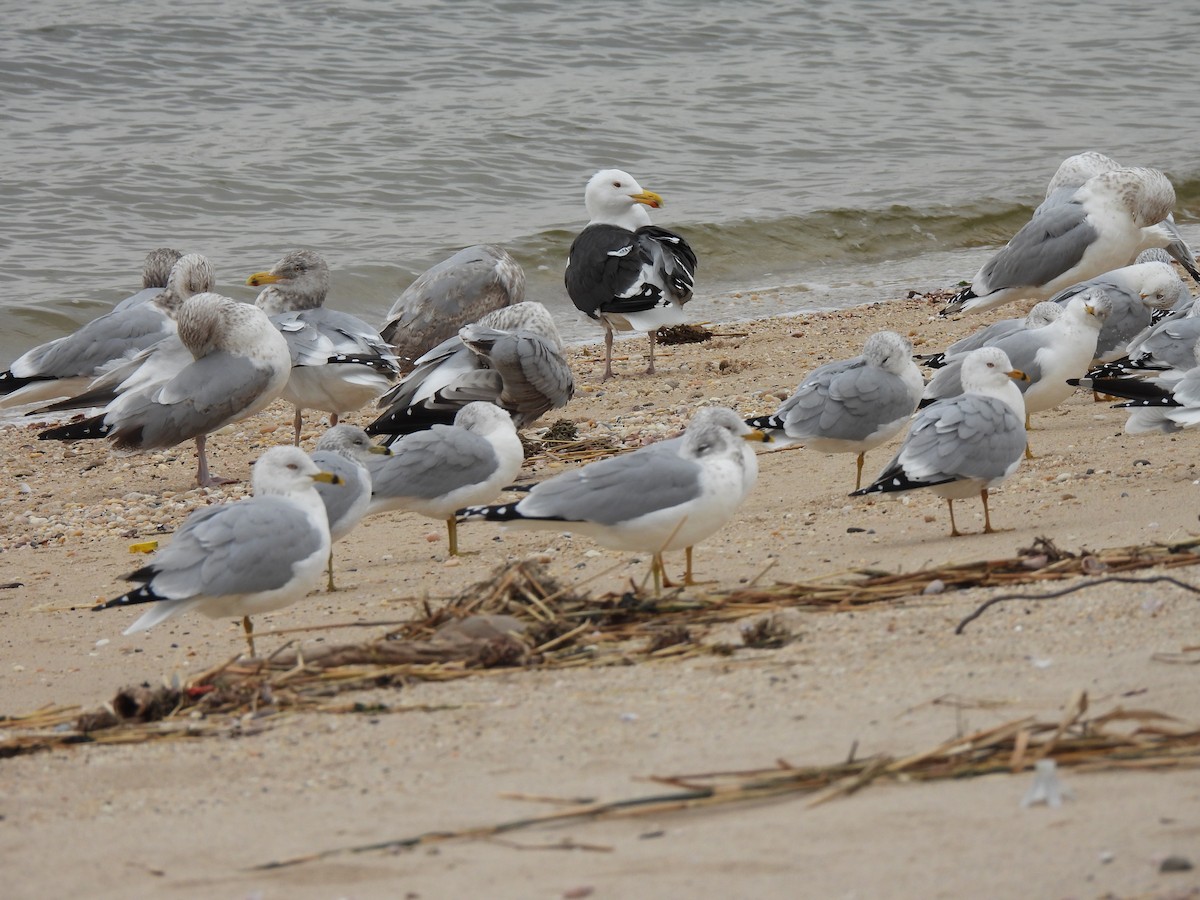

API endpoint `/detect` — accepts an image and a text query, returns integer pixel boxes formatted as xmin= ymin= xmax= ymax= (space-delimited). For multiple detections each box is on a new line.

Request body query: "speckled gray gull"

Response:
xmin=367 ymin=301 xmax=574 ymax=443
xmin=917 ymin=302 xmax=1062 ymax=369
xmin=745 ymin=331 xmax=923 ymax=490
xmin=565 ymin=169 xmax=697 ymax=380
xmin=0 ymin=248 xmax=190 ymax=410
xmin=942 ymin=166 xmax=1184 ymax=315
xmin=366 ymin=401 xmax=524 ymax=556
xmin=458 ymin=407 xmax=765 ymax=591
xmin=1072 ymin=336 xmax=1200 ymax=434
xmin=380 ymin=244 xmax=524 ymax=371
xmin=93 ymin=446 xmax=342 ymax=657
xmin=310 ymin=425 xmax=391 ymax=591
xmin=922 ymin=292 xmax=1109 ymax=437
xmin=246 ymin=250 xmax=400 ymax=444
xmin=853 ymin=347 xmax=1028 ymax=537
xmin=38 ymin=289 xmax=292 ymax=486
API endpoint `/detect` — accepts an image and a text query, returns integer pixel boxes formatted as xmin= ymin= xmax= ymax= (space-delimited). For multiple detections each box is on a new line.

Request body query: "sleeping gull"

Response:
xmin=922 ymin=292 xmax=1109 ymax=437
xmin=458 ymin=407 xmax=765 ymax=591
xmin=942 ymin=166 xmax=1184 ymax=315
xmin=745 ymin=331 xmax=923 ymax=489
xmin=247 ymin=249 xmax=400 ymax=444
xmin=93 ymin=446 xmax=342 ymax=657
xmin=565 ymin=168 xmax=697 ymax=380
xmin=366 ymin=401 xmax=524 ymax=556
xmin=852 ymin=347 xmax=1028 ymax=537
xmin=380 ymin=244 xmax=524 ymax=371
xmin=310 ymin=425 xmax=391 ymax=591
xmin=39 ymin=290 xmax=293 ymax=486
xmin=1071 ymin=336 xmax=1200 ymax=434
xmin=1 ymin=248 xmax=191 ymax=409
xmin=917 ymin=302 xmax=1062 ymax=369
xmin=367 ymin=301 xmax=574 ymax=442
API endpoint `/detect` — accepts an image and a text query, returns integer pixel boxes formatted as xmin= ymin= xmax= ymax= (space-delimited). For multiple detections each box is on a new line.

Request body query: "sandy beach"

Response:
xmin=3 ymin=291 xmax=1200 ymax=900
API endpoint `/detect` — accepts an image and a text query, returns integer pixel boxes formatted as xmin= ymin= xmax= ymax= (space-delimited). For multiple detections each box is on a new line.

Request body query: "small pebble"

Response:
xmin=1160 ymin=855 xmax=1193 ymax=873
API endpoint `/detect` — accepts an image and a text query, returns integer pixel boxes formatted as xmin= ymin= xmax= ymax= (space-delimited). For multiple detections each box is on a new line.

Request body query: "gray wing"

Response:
xmin=273 ymin=308 xmax=397 ymax=370
xmin=12 ymin=303 xmax=174 ymax=379
xmin=783 ymin=366 xmax=916 ymax=442
xmin=461 ymin=325 xmax=575 ymax=427
xmin=311 ymin=450 xmax=371 ymax=538
xmin=976 ymin=200 xmax=1097 ymax=294
xmin=890 ymin=395 xmax=1025 ymax=482
xmin=367 ymin=425 xmax=500 ymax=502
xmin=1090 ymin=287 xmax=1151 ymax=361
xmin=943 ymin=316 xmax=1025 ymax=356
xmin=1131 ymin=318 xmax=1200 ymax=370
xmin=517 ymin=446 xmax=702 ymax=526
xmin=112 ymin=286 xmax=166 ymax=313
xmin=146 ymin=497 xmax=325 ymax=598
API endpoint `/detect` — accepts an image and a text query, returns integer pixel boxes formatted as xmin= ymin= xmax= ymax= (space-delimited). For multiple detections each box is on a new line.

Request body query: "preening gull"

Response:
xmin=39 ymin=289 xmax=293 ymax=486
xmin=458 ymin=407 xmax=764 ymax=591
xmin=917 ymin=302 xmax=1062 ymax=369
xmin=565 ymin=169 xmax=697 ymax=380
xmin=93 ymin=446 xmax=341 ymax=656
xmin=310 ymin=425 xmax=391 ymax=591
xmin=1 ymin=248 xmax=191 ymax=409
xmin=247 ymin=250 xmax=399 ymax=444
xmin=942 ymin=166 xmax=1183 ymax=315
xmin=380 ymin=244 xmax=525 ymax=371
xmin=366 ymin=401 xmax=524 ymax=556
xmin=922 ymin=293 xmax=1109 ymax=435
xmin=367 ymin=301 xmax=574 ymax=443
xmin=853 ymin=347 xmax=1028 ymax=537
xmin=746 ymin=331 xmax=923 ymax=489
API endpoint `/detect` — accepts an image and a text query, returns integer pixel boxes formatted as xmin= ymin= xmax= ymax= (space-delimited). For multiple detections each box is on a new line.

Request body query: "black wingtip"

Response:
xmin=38 ymin=416 xmax=112 ymax=442
xmin=939 ymin=285 xmax=975 ymax=318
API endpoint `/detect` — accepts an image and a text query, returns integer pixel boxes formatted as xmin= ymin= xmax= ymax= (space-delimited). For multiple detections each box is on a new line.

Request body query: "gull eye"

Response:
xmin=612 ymin=180 xmax=622 ymax=188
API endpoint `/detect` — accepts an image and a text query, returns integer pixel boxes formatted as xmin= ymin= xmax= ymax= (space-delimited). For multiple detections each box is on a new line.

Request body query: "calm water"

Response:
xmin=3 ymin=0 xmax=1199 ymax=360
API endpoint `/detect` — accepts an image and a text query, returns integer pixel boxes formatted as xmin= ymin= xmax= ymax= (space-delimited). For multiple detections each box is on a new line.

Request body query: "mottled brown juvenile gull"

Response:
xmin=853 ymin=347 xmax=1028 ymax=537
xmin=367 ymin=301 xmax=574 ymax=442
xmin=746 ymin=331 xmax=923 ymax=489
xmin=246 ymin=250 xmax=400 ymax=444
xmin=380 ymin=244 xmax=525 ymax=370
xmin=39 ymin=290 xmax=292 ymax=486
xmin=366 ymin=401 xmax=523 ymax=556
xmin=458 ymin=407 xmax=764 ymax=591
xmin=93 ymin=446 xmax=341 ymax=657
xmin=0 ymin=248 xmax=190 ymax=409
xmin=565 ymin=169 xmax=697 ymax=380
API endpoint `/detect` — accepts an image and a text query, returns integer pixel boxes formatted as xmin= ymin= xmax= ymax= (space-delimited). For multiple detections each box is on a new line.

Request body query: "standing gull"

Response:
xmin=942 ymin=167 xmax=1183 ymax=315
xmin=246 ymin=250 xmax=400 ymax=444
xmin=367 ymin=301 xmax=574 ymax=442
xmin=366 ymin=401 xmax=524 ymax=556
xmin=310 ymin=425 xmax=391 ymax=591
xmin=565 ymin=169 xmax=697 ymax=380
xmin=1 ymin=248 xmax=189 ymax=409
xmin=853 ymin=347 xmax=1028 ymax=537
xmin=39 ymin=290 xmax=293 ymax=486
xmin=380 ymin=244 xmax=524 ymax=370
xmin=746 ymin=331 xmax=924 ymax=490
xmin=458 ymin=407 xmax=765 ymax=591
xmin=93 ymin=446 xmax=342 ymax=657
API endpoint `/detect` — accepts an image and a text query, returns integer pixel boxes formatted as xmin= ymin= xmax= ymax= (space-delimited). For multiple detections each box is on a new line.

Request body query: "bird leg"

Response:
xmin=325 ymin=549 xmax=337 ymax=593
xmin=855 ymin=452 xmax=865 ymax=492
xmin=650 ymin=553 xmax=665 ymax=595
xmin=242 ymin=615 xmax=257 ymax=658
xmin=444 ymin=517 xmax=477 ymax=556
xmin=981 ymin=488 xmax=998 ymax=533
xmin=194 ymin=434 xmax=235 ymax=487
xmin=662 ymin=546 xmax=714 ymax=587
xmin=645 ymin=329 xmax=658 ymax=375
xmin=292 ymin=406 xmax=304 ymax=446
xmin=602 ymin=325 xmax=616 ymax=381
xmin=946 ymin=499 xmax=962 ymax=537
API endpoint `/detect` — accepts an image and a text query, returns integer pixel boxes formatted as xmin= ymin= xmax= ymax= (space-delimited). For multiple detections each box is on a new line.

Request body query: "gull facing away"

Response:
xmin=310 ymin=425 xmax=391 ymax=591
xmin=458 ymin=407 xmax=765 ymax=592
xmin=367 ymin=301 xmax=574 ymax=443
xmin=746 ymin=331 xmax=924 ymax=490
xmin=247 ymin=250 xmax=400 ymax=444
xmin=565 ymin=169 xmax=697 ymax=380
xmin=93 ymin=446 xmax=342 ymax=657
xmin=853 ymin=347 xmax=1028 ymax=537
xmin=380 ymin=244 xmax=525 ymax=371
xmin=366 ymin=401 xmax=524 ymax=556
xmin=1 ymin=248 xmax=190 ymax=410
xmin=942 ymin=166 xmax=1186 ymax=316
xmin=38 ymin=290 xmax=293 ymax=486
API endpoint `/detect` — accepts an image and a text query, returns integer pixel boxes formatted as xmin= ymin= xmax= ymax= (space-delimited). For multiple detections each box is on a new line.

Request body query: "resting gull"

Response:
xmin=917 ymin=302 xmax=1062 ymax=369
xmin=565 ymin=168 xmax=697 ymax=380
xmin=367 ymin=301 xmax=574 ymax=443
xmin=93 ymin=446 xmax=342 ymax=657
xmin=942 ymin=166 xmax=1184 ymax=315
xmin=1 ymin=248 xmax=191 ymax=409
xmin=853 ymin=347 xmax=1028 ymax=537
xmin=39 ymin=290 xmax=292 ymax=486
xmin=380 ymin=244 xmax=524 ymax=370
xmin=746 ymin=331 xmax=923 ymax=490
xmin=311 ymin=425 xmax=391 ymax=591
xmin=247 ymin=249 xmax=400 ymax=444
xmin=1072 ymin=336 xmax=1200 ymax=434
xmin=366 ymin=401 xmax=524 ymax=556
xmin=458 ymin=407 xmax=764 ymax=591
